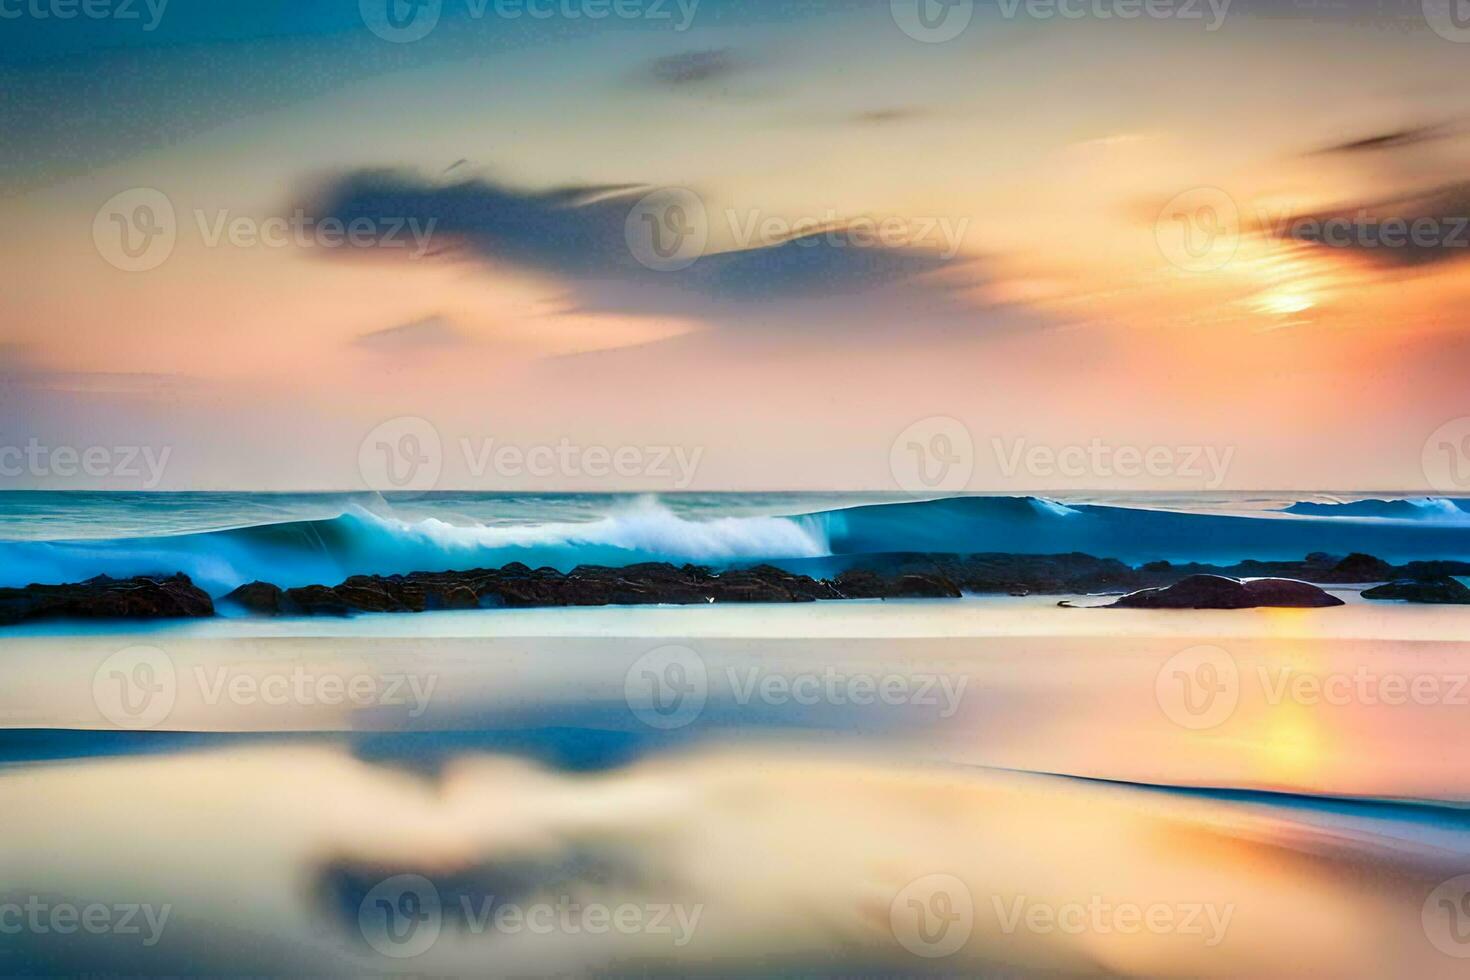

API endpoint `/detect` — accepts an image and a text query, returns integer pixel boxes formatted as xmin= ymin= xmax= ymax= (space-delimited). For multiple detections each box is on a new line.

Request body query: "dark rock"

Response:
xmin=335 ymin=576 xmax=417 ymax=613
xmin=834 ymin=569 xmax=961 ymax=599
xmin=0 ymin=574 xmax=214 ymax=626
xmin=1106 ymin=575 xmax=1249 ymax=608
xmin=703 ymin=564 xmax=840 ymax=602
xmin=803 ymin=552 xmax=1388 ymax=604
xmin=1331 ymin=552 xmax=1395 ymax=581
xmin=283 ymin=585 xmax=355 ymax=616
xmin=1244 ymin=578 xmax=1348 ymax=607
xmin=809 ymin=552 xmax=1139 ymax=596
xmin=432 ymin=586 xmax=480 ymax=611
xmin=892 ymin=573 xmax=963 ymax=598
xmin=224 ymin=562 xmax=851 ymax=617
xmin=1398 ymin=560 xmax=1470 ymax=580
xmin=5 ymin=545 xmax=1454 ymax=628
xmin=1362 ymin=577 xmax=1470 ymax=604
xmin=221 ymin=550 xmax=1401 ymax=618
xmin=941 ymin=553 xmax=1135 ymax=594
xmin=1102 ymin=574 xmax=1344 ymax=609
xmin=223 ymin=581 xmax=285 ymax=615
xmin=1122 ymin=552 xmax=1408 ymax=587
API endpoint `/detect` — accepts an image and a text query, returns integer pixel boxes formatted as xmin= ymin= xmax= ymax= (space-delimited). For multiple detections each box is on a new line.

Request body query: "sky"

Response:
xmin=4 ymin=0 xmax=1470 ymax=491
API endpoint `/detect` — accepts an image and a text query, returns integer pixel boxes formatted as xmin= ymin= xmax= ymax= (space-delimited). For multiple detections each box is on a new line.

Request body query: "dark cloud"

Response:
xmin=644 ymin=48 xmax=739 ymax=86
xmin=352 ymin=316 xmax=467 ymax=353
xmin=1276 ymin=181 xmax=1470 ymax=268
xmin=689 ymin=229 xmax=952 ymax=300
xmin=1310 ymin=123 xmax=1451 ymax=155
xmin=305 ymin=169 xmax=964 ymax=320
xmin=306 ymin=170 xmax=637 ymax=278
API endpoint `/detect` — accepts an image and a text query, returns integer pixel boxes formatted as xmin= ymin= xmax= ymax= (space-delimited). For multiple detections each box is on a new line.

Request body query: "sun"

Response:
xmin=1255 ymin=290 xmax=1316 ymax=317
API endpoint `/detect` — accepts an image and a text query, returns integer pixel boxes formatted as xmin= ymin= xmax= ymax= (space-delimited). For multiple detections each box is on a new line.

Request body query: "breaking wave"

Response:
xmin=6 ymin=493 xmax=1470 ymax=596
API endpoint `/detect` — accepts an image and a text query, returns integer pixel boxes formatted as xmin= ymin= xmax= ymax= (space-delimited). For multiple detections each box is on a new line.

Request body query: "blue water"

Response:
xmin=1 ymin=491 xmax=1468 ymax=596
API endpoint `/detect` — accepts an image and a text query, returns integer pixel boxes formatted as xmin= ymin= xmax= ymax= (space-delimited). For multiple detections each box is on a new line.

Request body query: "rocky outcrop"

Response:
xmin=1361 ymin=577 xmax=1470 ymax=604
xmin=223 ymin=581 xmax=285 ymax=614
xmin=781 ymin=551 xmax=1430 ymax=595
xmin=1328 ymin=552 xmax=1396 ymax=581
xmin=1127 ymin=552 xmax=1406 ymax=586
xmin=1396 ymin=560 xmax=1470 ymax=580
xmin=4 ymin=549 xmax=1446 ymax=625
xmin=222 ymin=557 xmax=1366 ymax=618
xmin=0 ymin=574 xmax=214 ymax=626
xmin=952 ymin=553 xmax=1136 ymax=593
xmin=226 ymin=563 xmax=847 ymax=615
xmin=1098 ymin=574 xmax=1344 ymax=609
xmin=832 ymin=569 xmax=961 ymax=599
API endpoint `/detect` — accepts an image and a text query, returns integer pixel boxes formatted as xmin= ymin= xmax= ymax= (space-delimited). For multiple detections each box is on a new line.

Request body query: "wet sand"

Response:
xmin=4 ymin=597 xmax=1470 ymax=975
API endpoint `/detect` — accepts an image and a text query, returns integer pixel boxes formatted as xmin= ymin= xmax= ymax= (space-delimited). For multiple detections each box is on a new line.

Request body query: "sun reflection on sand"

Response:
xmin=1255 ymin=610 xmax=1328 ymax=785
xmin=0 ymin=743 xmax=1452 ymax=977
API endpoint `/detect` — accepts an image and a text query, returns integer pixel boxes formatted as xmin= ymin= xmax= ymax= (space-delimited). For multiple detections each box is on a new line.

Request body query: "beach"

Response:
xmin=4 ymin=492 xmax=1470 ymax=975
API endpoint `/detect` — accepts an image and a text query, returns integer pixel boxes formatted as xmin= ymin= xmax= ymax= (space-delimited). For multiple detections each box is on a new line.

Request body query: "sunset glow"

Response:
xmin=3 ymin=2 xmax=1469 ymax=492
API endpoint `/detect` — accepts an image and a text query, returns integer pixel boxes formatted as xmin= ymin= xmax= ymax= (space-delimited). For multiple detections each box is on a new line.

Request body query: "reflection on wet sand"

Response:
xmin=2 ymin=741 xmax=1467 ymax=977
xmin=6 ymin=600 xmax=1470 ymax=976
xmin=6 ymin=626 xmax=1470 ymax=800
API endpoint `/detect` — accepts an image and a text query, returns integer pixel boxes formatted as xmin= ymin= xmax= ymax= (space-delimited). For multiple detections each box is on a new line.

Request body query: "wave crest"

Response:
xmin=0 ymin=499 xmax=830 ymax=595
xmin=1282 ymin=497 xmax=1470 ymax=522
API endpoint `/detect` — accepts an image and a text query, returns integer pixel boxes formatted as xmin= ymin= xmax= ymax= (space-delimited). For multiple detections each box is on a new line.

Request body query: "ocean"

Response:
xmin=5 ymin=490 xmax=1470 ymax=599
